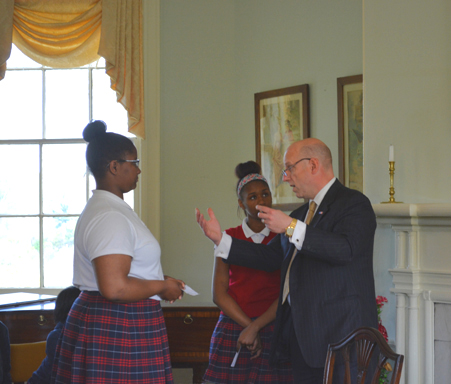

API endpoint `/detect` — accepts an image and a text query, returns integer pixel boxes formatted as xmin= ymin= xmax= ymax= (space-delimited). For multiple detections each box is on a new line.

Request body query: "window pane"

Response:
xmin=124 ymin=190 xmax=134 ymax=209
xmin=96 ymin=57 xmax=106 ymax=67
xmin=88 ymin=173 xmax=96 ymax=196
xmin=0 ymin=145 xmax=39 ymax=214
xmin=45 ymin=69 xmax=89 ymax=139
xmin=84 ymin=57 xmax=105 ymax=68
xmin=0 ymin=217 xmax=40 ymax=288
xmin=1 ymin=47 xmax=139 ymax=290
xmin=42 ymin=144 xmax=87 ymax=214
xmin=92 ymin=68 xmax=130 ymax=136
xmin=0 ymin=71 xmax=43 ymax=139
xmin=43 ymin=217 xmax=76 ymax=288
xmin=7 ymin=44 xmax=42 ymax=69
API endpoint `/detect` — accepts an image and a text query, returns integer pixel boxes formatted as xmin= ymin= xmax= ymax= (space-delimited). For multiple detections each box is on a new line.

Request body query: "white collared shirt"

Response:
xmin=241 ymin=218 xmax=271 ymax=243
xmin=215 ymin=218 xmax=270 ymax=258
xmin=290 ymin=177 xmax=336 ymax=249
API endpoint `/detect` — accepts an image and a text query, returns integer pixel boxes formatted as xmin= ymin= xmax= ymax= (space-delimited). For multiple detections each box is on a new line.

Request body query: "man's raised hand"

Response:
xmin=195 ymin=208 xmax=223 ymax=246
xmin=256 ymin=205 xmax=292 ymax=233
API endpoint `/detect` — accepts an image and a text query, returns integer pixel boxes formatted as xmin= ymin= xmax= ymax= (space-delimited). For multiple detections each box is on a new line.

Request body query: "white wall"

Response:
xmin=159 ymin=0 xmax=238 ymax=305
xmin=151 ymin=0 xmax=363 ymax=305
xmin=364 ymin=0 xmax=451 ymax=204
xmin=364 ymin=0 xmax=451 ymax=346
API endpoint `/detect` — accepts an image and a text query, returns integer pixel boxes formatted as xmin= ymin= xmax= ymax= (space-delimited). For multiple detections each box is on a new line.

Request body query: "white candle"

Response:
xmin=389 ymin=145 xmax=394 ymax=162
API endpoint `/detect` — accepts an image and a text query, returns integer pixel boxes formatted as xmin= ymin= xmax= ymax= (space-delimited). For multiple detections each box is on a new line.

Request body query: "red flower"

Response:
xmin=378 ymin=321 xmax=388 ymax=342
xmin=376 ymin=296 xmax=388 ymax=306
xmin=376 ymin=296 xmax=388 ymax=321
xmin=376 ymin=296 xmax=389 ymax=341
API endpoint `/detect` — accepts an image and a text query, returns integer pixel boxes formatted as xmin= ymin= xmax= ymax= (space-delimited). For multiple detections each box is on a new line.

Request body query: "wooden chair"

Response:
xmin=323 ymin=327 xmax=404 ymax=384
xmin=10 ymin=341 xmax=46 ymax=384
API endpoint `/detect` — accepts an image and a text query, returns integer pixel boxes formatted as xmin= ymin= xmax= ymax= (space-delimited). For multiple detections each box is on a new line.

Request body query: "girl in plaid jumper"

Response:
xmin=203 ymin=161 xmax=293 ymax=384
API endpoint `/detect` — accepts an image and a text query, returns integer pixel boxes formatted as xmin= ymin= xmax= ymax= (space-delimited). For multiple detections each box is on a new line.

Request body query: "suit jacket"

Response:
xmin=226 ymin=180 xmax=378 ymax=367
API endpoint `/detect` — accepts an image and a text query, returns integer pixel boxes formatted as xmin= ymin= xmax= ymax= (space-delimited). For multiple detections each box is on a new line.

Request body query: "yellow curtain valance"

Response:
xmin=1 ymin=0 xmax=101 ymax=71
xmin=12 ymin=0 xmax=102 ymax=68
xmin=0 ymin=0 xmax=144 ymax=139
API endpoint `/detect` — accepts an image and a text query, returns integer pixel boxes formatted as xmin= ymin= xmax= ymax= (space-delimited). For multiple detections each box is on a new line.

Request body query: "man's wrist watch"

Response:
xmin=285 ymin=218 xmax=298 ymax=237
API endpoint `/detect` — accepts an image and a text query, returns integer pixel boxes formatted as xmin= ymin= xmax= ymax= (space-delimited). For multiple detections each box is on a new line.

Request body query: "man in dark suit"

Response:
xmin=196 ymin=138 xmax=378 ymax=383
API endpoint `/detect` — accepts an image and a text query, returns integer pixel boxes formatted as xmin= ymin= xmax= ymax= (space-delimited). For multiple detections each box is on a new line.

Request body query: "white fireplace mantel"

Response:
xmin=374 ymin=203 xmax=451 ymax=227
xmin=373 ymin=203 xmax=451 ymax=384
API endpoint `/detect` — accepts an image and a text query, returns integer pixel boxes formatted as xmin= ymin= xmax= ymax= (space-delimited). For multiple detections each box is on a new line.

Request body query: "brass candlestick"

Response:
xmin=382 ymin=161 xmax=402 ymax=203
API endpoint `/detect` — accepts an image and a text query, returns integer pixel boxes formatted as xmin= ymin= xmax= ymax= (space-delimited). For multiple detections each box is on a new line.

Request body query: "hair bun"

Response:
xmin=82 ymin=120 xmax=107 ymax=142
xmin=235 ymin=160 xmax=262 ymax=180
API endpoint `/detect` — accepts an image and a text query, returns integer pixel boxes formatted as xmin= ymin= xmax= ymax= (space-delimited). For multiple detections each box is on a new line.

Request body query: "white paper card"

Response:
xmin=231 ymin=347 xmax=241 ymax=367
xmin=183 ymin=285 xmax=199 ymax=296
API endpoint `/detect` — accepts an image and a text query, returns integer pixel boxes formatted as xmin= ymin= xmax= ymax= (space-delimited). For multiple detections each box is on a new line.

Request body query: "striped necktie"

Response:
xmin=282 ymin=201 xmax=317 ymax=304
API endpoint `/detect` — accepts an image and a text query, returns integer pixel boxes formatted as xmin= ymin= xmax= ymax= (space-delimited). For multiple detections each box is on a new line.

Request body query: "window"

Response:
xmin=0 ymin=45 xmax=136 ymax=290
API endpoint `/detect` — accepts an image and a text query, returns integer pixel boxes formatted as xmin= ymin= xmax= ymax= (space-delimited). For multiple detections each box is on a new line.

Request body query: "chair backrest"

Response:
xmin=323 ymin=327 xmax=404 ymax=384
xmin=10 ymin=341 xmax=46 ymax=383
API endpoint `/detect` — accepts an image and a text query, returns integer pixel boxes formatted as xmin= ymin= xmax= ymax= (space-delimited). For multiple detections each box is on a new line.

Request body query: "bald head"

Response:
xmin=289 ymin=138 xmax=333 ymax=171
xmin=283 ymin=138 xmax=335 ymax=199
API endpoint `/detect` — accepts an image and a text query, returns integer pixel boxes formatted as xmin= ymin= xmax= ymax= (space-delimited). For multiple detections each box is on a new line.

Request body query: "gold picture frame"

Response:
xmin=337 ymin=75 xmax=363 ymax=192
xmin=255 ymin=84 xmax=310 ymax=210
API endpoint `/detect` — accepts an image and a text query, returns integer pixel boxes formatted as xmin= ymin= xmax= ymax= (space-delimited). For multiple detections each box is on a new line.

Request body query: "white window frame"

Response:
xmin=0 ymin=54 xmax=141 ymax=296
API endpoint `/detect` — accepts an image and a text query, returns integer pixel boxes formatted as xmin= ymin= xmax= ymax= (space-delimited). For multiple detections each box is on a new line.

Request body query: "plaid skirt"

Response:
xmin=203 ymin=314 xmax=293 ymax=384
xmin=51 ymin=291 xmax=173 ymax=384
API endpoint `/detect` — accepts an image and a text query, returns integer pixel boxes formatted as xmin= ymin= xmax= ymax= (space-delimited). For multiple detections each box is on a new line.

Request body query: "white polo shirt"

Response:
xmin=73 ymin=190 xmax=164 ymax=300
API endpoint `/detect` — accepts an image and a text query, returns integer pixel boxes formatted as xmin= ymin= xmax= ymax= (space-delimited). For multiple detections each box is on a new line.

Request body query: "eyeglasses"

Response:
xmin=106 ymin=159 xmax=140 ymax=168
xmin=282 ymin=158 xmax=311 ymax=177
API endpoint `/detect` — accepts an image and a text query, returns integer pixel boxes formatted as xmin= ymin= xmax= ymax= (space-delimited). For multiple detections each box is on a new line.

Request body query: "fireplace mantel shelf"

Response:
xmin=373 ymin=203 xmax=451 ymax=226
xmin=373 ymin=203 xmax=451 ymax=384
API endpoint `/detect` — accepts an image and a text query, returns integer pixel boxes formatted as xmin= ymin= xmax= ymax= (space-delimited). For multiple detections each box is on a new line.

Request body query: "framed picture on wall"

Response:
xmin=337 ymin=75 xmax=363 ymax=193
xmin=255 ymin=84 xmax=310 ymax=210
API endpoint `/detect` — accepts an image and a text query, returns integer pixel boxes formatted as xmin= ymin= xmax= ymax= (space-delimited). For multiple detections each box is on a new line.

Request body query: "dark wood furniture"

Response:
xmin=0 ymin=292 xmax=56 ymax=309
xmin=163 ymin=306 xmax=219 ymax=383
xmin=323 ymin=326 xmax=404 ymax=384
xmin=0 ymin=294 xmax=219 ymax=384
xmin=0 ymin=293 xmax=57 ymax=343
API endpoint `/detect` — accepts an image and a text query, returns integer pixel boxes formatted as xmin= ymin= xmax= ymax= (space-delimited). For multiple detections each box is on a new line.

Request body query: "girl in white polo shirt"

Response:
xmin=52 ymin=120 xmax=184 ymax=384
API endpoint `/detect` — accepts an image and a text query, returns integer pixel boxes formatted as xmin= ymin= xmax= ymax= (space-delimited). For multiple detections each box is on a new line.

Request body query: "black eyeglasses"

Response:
xmin=106 ymin=159 xmax=140 ymax=168
xmin=282 ymin=158 xmax=311 ymax=177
